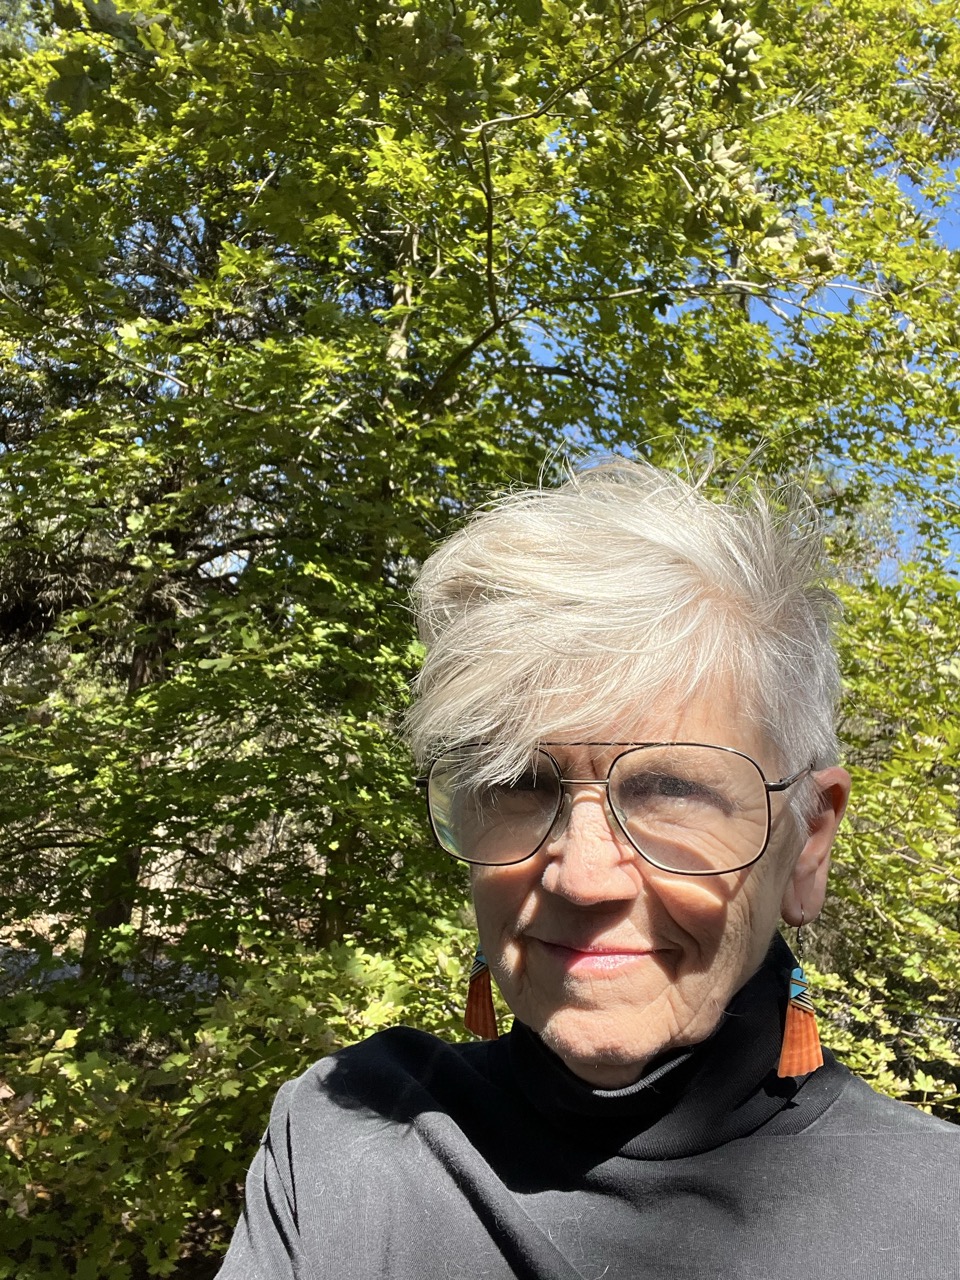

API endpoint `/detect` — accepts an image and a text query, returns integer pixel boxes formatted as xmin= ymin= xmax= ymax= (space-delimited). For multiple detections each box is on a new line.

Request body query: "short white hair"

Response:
xmin=405 ymin=460 xmax=841 ymax=822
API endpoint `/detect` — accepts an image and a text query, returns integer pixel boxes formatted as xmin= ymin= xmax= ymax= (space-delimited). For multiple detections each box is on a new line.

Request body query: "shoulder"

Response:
xmin=823 ymin=1067 xmax=959 ymax=1139
xmin=799 ymin=1059 xmax=960 ymax=1179
xmin=216 ymin=1030 xmax=506 ymax=1279
xmin=267 ymin=1026 xmax=500 ymax=1135
xmin=256 ymin=1027 xmax=512 ymax=1234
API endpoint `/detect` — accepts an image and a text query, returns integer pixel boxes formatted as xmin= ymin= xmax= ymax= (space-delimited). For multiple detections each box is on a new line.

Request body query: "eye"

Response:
xmin=655 ymin=774 xmax=706 ymax=800
xmin=621 ymin=771 xmax=682 ymax=797
xmin=619 ymin=770 xmax=732 ymax=815
xmin=506 ymin=769 xmax=544 ymax=793
xmin=484 ymin=766 xmax=550 ymax=797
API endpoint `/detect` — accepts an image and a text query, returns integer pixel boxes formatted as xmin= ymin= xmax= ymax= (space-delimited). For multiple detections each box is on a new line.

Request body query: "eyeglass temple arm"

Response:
xmin=765 ymin=764 xmax=814 ymax=793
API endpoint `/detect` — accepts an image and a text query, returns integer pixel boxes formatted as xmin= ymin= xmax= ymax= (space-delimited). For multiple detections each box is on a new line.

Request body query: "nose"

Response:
xmin=539 ymin=784 xmax=642 ymax=906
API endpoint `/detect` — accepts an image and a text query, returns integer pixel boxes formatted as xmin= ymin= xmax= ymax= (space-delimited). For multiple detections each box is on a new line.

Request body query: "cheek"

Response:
xmin=647 ymin=873 xmax=742 ymax=957
xmin=717 ymin=865 xmax=792 ymax=964
xmin=470 ymin=866 xmax=534 ymax=951
xmin=650 ymin=865 xmax=787 ymax=987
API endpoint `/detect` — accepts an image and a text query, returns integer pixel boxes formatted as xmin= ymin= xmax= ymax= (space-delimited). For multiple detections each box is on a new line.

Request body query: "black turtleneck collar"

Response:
xmin=502 ymin=933 xmax=847 ymax=1160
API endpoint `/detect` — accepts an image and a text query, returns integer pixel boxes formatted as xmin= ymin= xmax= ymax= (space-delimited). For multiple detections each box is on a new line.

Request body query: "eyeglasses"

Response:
xmin=418 ymin=742 xmax=811 ymax=876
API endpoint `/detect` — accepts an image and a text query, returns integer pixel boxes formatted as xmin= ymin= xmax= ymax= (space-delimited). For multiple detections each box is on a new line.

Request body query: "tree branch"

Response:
xmin=479 ymin=131 xmax=501 ymax=327
xmin=518 ymin=363 xmax=619 ymax=392
xmin=466 ymin=0 xmax=714 ymax=137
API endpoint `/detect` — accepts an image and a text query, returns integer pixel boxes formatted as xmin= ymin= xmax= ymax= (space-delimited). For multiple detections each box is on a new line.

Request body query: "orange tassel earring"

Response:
xmin=777 ymin=916 xmax=824 ymax=1078
xmin=464 ymin=946 xmax=499 ymax=1040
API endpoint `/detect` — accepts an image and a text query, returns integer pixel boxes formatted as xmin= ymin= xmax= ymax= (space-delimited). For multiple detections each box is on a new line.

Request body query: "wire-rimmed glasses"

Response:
xmin=418 ymin=742 xmax=811 ymax=876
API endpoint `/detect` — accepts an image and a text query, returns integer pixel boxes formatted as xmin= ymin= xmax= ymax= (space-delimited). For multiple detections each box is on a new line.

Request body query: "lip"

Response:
xmin=528 ymin=937 xmax=663 ymax=975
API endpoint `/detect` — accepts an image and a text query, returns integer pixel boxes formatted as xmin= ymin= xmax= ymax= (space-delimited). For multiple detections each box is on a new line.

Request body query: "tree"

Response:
xmin=0 ymin=0 xmax=958 ymax=1274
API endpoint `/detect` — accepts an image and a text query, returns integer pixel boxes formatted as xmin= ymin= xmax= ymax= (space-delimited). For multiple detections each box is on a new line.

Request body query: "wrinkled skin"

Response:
xmin=472 ymin=693 xmax=850 ymax=1087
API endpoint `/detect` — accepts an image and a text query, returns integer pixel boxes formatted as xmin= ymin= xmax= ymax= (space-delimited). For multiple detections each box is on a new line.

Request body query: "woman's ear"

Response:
xmin=781 ymin=767 xmax=851 ymax=927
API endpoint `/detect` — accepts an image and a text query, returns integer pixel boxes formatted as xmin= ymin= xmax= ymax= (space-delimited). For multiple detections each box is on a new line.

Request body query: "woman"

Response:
xmin=217 ymin=462 xmax=957 ymax=1280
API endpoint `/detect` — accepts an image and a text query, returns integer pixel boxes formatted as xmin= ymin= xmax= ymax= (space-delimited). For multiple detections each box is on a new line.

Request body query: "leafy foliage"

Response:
xmin=0 ymin=0 xmax=958 ymax=1274
xmin=0 ymin=919 xmax=474 ymax=1278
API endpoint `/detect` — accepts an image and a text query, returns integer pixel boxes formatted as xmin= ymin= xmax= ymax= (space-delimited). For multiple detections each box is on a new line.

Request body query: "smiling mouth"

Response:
xmin=529 ymin=938 xmax=663 ymax=974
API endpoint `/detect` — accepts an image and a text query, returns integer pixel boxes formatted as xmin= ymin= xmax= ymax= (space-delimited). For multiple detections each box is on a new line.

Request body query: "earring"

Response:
xmin=776 ymin=913 xmax=824 ymax=1078
xmin=464 ymin=945 xmax=499 ymax=1040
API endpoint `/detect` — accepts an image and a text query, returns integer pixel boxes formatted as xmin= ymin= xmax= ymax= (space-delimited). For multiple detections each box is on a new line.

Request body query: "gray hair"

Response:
xmin=405 ymin=460 xmax=841 ymax=823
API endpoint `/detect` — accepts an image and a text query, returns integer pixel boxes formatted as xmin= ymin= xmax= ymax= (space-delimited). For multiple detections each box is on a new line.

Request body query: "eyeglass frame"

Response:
xmin=416 ymin=741 xmax=813 ymax=876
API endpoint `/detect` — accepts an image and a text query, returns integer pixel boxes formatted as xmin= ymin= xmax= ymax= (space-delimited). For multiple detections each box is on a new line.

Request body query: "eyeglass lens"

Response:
xmin=427 ymin=744 xmax=770 ymax=873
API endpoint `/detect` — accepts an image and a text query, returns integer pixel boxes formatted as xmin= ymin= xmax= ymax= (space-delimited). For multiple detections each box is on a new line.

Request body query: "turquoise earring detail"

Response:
xmin=777 ymin=918 xmax=824 ymax=1078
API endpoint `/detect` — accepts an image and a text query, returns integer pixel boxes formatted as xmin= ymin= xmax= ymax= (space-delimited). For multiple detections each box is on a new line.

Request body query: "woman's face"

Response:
xmin=471 ymin=691 xmax=849 ymax=1087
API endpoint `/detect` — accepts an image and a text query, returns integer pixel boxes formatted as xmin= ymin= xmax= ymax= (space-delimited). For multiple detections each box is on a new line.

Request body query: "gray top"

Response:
xmin=217 ymin=940 xmax=959 ymax=1279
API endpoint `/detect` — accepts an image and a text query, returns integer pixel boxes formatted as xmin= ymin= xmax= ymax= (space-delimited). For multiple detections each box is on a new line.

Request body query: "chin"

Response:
xmin=535 ymin=1001 xmax=725 ymax=1088
xmin=536 ymin=1008 xmax=664 ymax=1087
